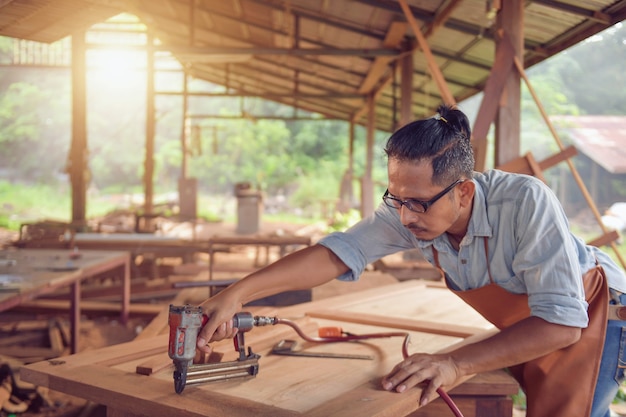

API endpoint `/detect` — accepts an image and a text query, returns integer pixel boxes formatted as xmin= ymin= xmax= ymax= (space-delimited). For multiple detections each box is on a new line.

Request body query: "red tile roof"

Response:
xmin=553 ymin=115 xmax=626 ymax=174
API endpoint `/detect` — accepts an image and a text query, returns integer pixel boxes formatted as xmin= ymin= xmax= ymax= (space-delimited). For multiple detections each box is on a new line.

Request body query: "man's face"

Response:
xmin=386 ymin=158 xmax=469 ymax=240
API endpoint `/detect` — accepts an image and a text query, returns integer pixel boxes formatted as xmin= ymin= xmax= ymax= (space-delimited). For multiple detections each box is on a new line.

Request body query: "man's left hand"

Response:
xmin=381 ymin=353 xmax=461 ymax=406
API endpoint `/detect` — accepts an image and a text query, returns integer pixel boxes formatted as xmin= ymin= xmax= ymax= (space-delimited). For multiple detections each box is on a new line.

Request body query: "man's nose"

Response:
xmin=399 ymin=205 xmax=420 ymax=225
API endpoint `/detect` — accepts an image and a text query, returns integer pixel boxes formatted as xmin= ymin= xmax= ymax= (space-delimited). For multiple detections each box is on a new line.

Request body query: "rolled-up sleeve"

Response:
xmin=318 ymin=204 xmax=417 ymax=281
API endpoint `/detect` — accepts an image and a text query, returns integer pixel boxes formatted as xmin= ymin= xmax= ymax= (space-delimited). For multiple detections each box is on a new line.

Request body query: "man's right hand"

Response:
xmin=195 ymin=292 xmax=243 ymax=353
xmin=196 ymin=319 xmax=238 ymax=354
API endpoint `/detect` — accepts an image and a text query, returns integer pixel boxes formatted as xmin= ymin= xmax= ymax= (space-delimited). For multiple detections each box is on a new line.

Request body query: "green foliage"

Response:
xmin=0 ymin=24 xmax=624 ymax=223
xmin=326 ymin=209 xmax=361 ymax=233
xmin=0 ymin=37 xmax=13 ymax=64
xmin=0 ymin=180 xmax=70 ymax=227
xmin=0 ymin=67 xmax=71 ymax=183
xmin=288 ymin=160 xmax=344 ymax=216
xmin=527 ymin=22 xmax=626 ymax=115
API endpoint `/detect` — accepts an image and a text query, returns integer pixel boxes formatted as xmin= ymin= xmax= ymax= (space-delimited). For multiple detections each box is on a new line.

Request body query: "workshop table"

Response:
xmin=0 ymin=248 xmax=130 ymax=353
xmin=73 ymin=232 xmax=211 ymax=258
xmin=21 ymin=281 xmax=518 ymax=416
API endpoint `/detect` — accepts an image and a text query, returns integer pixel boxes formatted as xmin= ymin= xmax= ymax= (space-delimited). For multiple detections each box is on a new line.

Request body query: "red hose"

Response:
xmin=274 ymin=318 xmax=464 ymax=417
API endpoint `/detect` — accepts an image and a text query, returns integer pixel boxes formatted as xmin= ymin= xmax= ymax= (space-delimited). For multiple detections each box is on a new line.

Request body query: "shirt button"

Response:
xmin=461 ymin=259 xmax=467 ymax=264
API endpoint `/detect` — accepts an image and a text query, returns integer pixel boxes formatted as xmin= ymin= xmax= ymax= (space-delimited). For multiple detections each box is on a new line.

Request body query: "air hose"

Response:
xmin=272 ymin=317 xmax=465 ymax=417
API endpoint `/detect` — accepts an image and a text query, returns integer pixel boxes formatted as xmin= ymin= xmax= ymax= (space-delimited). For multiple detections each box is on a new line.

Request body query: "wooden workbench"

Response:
xmin=21 ymin=281 xmax=518 ymax=416
xmin=0 ymin=248 xmax=130 ymax=353
xmin=72 ymin=233 xmax=210 ymax=258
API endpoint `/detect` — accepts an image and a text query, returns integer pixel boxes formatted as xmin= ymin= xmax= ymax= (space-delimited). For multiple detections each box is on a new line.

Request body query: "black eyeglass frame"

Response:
xmin=382 ymin=179 xmax=466 ymax=213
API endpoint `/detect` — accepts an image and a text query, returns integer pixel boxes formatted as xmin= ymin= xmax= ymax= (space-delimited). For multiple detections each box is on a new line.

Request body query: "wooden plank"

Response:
xmin=0 ymin=346 xmax=61 ymax=359
xmin=41 ymin=276 xmax=173 ymax=301
xmin=24 ymin=335 xmax=171 ymax=378
xmin=537 ymin=145 xmax=577 ymax=171
xmin=21 ymin=282 xmax=516 ymax=417
xmin=14 ymin=299 xmax=163 ymax=316
xmin=209 ymin=235 xmax=311 ymax=246
xmin=358 ymin=21 xmax=407 ymax=94
xmin=523 ymin=153 xmax=542 ymax=177
xmin=588 ymin=230 xmax=620 ymax=248
xmin=305 ymin=329 xmax=501 ymax=417
xmin=281 ymin=281 xmax=429 ymax=317
xmin=444 ymin=370 xmax=519 ymax=396
xmin=106 ymin=408 xmax=142 ymax=417
xmin=0 ymin=332 xmax=45 ymax=347
xmin=305 ymin=309 xmax=485 ymax=338
xmin=134 ymin=317 xmax=318 ymax=376
xmin=0 ymin=321 xmax=50 ymax=332
xmin=135 ymin=353 xmax=174 ymax=376
xmin=23 ymin=364 xmax=300 ymax=417
xmin=496 ymin=152 xmax=546 ymax=182
xmin=48 ymin=321 xmax=65 ymax=354
xmin=496 ymin=147 xmax=577 ymax=183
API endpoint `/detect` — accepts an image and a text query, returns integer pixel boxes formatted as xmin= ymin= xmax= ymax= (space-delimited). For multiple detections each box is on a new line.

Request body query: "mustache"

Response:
xmin=405 ymin=223 xmax=426 ymax=233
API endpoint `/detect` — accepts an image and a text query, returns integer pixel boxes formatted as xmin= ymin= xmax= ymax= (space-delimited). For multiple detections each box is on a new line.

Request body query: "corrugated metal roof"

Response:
xmin=1 ymin=0 xmax=625 ymax=132
xmin=554 ymin=115 xmax=626 ymax=174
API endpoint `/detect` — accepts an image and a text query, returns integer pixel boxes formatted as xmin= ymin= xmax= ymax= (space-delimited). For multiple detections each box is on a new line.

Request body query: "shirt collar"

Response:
xmin=415 ymin=176 xmax=493 ymax=250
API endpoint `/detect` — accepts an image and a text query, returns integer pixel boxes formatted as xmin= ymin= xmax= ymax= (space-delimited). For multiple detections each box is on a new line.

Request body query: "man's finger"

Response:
xmin=196 ymin=316 xmax=221 ymax=350
xmin=419 ymin=380 xmax=439 ymax=407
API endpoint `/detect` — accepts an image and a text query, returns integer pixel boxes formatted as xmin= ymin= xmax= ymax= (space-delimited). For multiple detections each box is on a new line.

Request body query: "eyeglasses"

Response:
xmin=382 ymin=179 xmax=465 ymax=213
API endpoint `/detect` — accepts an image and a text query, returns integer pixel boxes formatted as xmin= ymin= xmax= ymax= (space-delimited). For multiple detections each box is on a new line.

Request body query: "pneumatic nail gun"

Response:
xmin=167 ymin=304 xmax=275 ymax=394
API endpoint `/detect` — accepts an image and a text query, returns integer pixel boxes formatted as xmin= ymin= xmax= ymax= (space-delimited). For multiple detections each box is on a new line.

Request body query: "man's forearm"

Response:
xmin=451 ymin=316 xmax=582 ymax=376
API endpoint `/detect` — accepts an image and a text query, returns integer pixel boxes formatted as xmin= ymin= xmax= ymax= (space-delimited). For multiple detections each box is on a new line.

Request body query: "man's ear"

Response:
xmin=458 ymin=180 xmax=475 ymax=208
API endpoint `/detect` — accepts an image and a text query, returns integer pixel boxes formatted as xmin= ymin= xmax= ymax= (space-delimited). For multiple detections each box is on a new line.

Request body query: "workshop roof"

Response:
xmin=1 ymin=0 xmax=625 ymax=132
xmin=554 ymin=115 xmax=626 ymax=174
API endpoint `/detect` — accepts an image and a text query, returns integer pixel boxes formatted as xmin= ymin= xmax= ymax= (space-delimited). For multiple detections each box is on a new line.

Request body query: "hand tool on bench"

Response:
xmin=271 ymin=339 xmax=374 ymax=360
xmin=168 ymin=306 xmax=397 ymax=393
xmin=168 ymin=305 xmax=274 ymax=394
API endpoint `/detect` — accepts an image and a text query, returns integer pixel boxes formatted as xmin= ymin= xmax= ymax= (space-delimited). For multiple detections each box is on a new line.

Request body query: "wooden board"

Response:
xmin=21 ymin=281 xmax=518 ymax=417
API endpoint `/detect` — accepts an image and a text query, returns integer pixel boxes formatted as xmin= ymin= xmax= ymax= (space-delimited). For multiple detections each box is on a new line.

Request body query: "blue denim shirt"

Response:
xmin=319 ymin=169 xmax=626 ymax=328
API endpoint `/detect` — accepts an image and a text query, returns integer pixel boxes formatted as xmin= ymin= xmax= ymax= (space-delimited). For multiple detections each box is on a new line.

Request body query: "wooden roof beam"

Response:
xmin=351 ymin=0 xmax=462 ymax=121
xmin=159 ymin=45 xmax=398 ymax=57
xmin=358 ymin=21 xmax=407 ymax=94
xmin=424 ymin=0 xmax=463 ymax=38
xmin=246 ymin=0 xmax=387 ymax=40
xmin=398 ymin=0 xmax=455 ymax=105
xmin=351 ymin=74 xmax=393 ymax=123
xmin=530 ymin=0 xmax=611 ymax=24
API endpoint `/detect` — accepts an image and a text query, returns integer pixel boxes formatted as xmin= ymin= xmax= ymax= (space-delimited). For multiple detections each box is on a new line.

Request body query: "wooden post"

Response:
xmin=338 ymin=121 xmax=356 ymax=213
xmin=180 ymin=73 xmax=188 ymax=180
xmin=70 ymin=280 xmax=80 ymax=354
xmin=69 ymin=32 xmax=88 ymax=227
xmin=471 ymin=32 xmax=516 ymax=171
xmin=361 ymin=95 xmax=376 ymax=218
xmin=400 ymin=41 xmax=414 ymax=127
xmin=144 ymin=32 xmax=155 ymax=216
xmin=494 ymin=0 xmax=523 ymax=167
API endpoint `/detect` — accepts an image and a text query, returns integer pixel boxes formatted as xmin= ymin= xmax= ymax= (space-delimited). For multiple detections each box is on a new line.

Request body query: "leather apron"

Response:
xmin=432 ymin=238 xmax=609 ymax=417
